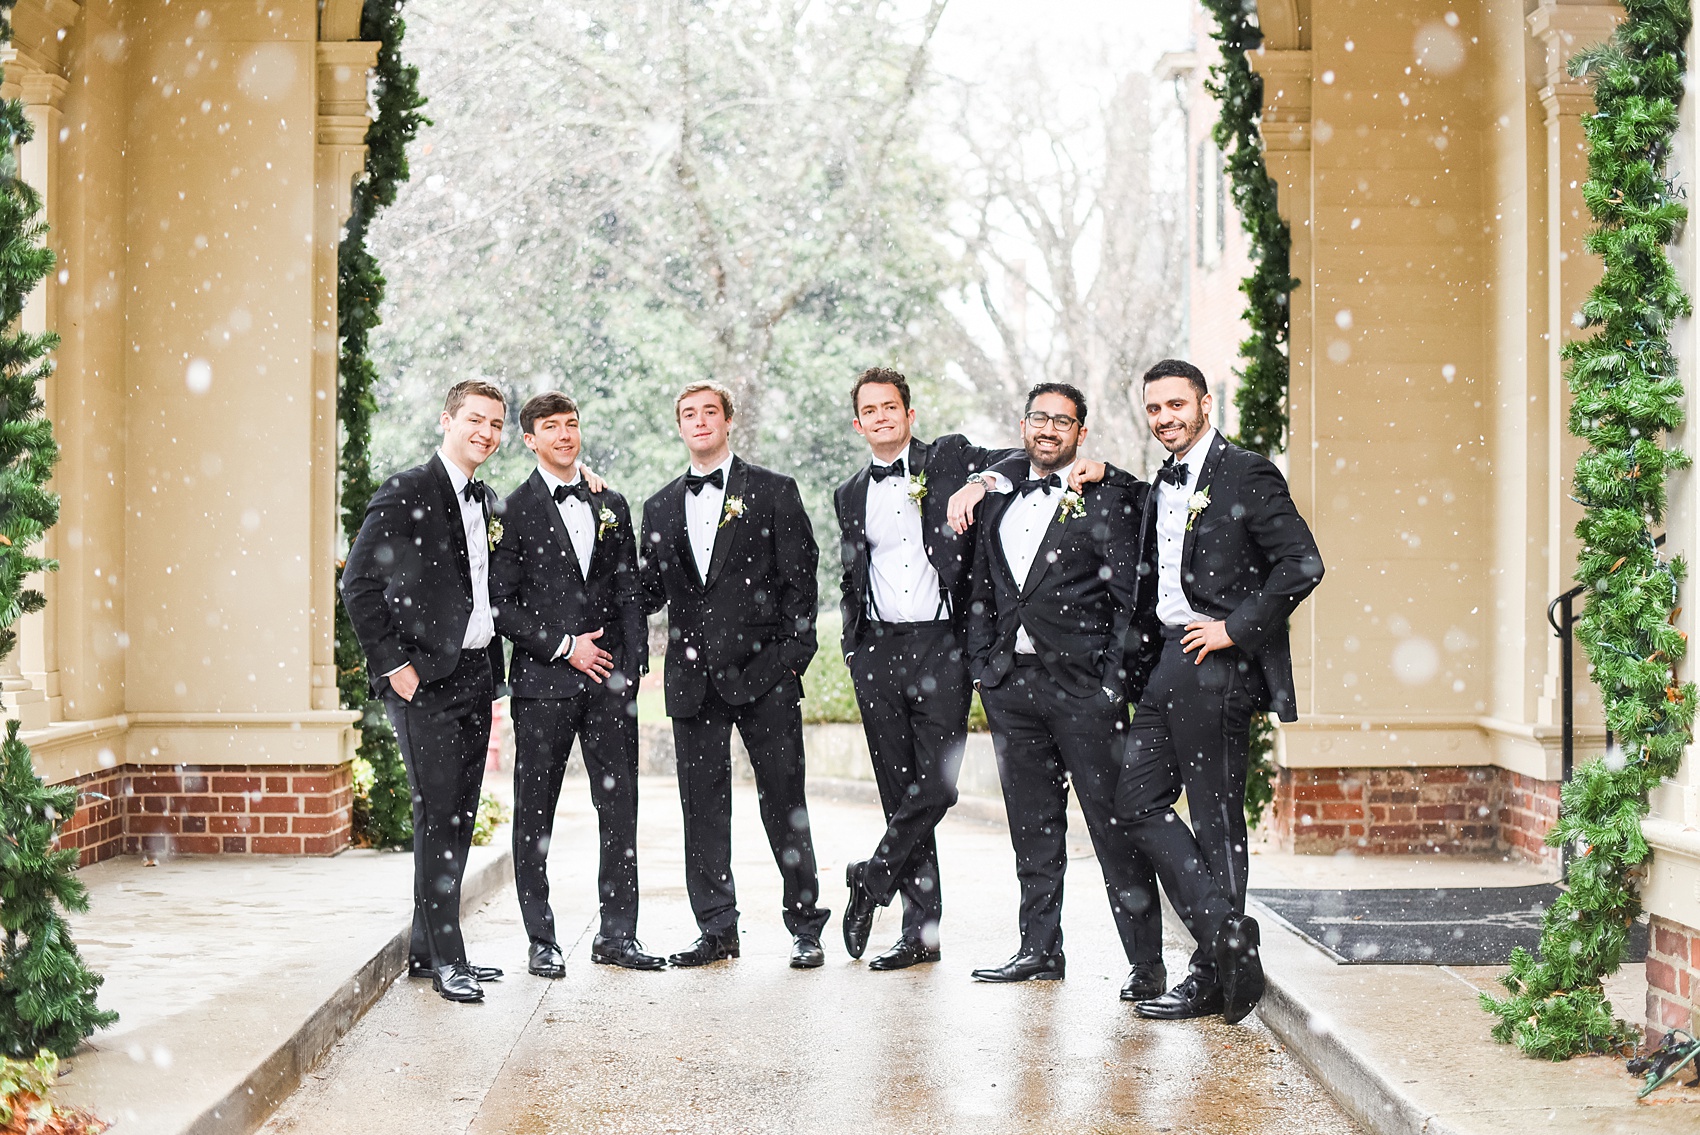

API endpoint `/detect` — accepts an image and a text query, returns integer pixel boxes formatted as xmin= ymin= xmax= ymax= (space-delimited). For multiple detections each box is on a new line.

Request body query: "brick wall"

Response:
xmin=1271 ymin=765 xmax=1560 ymax=866
xmin=52 ymin=763 xmax=354 ymax=865
xmin=1648 ymin=916 xmax=1699 ymax=1037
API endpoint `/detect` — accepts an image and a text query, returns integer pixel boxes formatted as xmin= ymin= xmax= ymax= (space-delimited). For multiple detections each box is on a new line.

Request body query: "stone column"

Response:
xmin=312 ymin=41 xmax=380 ymax=712
xmin=1527 ymin=2 xmax=1621 ymax=735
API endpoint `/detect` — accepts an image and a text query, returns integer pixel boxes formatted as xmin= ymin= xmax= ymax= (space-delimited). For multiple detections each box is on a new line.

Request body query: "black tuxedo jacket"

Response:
xmin=639 ymin=457 xmax=819 ymax=717
xmin=833 ymin=433 xmax=1020 ymax=656
xmin=489 ymin=470 xmax=648 ymax=700
xmin=341 ymin=453 xmax=506 ymax=694
xmin=965 ymin=464 xmax=1149 ymax=699
xmin=1112 ymin=433 xmax=1324 ymax=721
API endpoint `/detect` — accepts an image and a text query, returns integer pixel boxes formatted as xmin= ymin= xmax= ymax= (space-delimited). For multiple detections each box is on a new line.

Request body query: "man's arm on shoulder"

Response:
xmin=341 ymin=472 xmax=415 ymax=678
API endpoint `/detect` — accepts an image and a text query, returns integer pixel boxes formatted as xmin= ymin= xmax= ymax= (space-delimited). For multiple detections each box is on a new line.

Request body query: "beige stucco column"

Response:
xmin=313 ymin=41 xmax=380 ymax=711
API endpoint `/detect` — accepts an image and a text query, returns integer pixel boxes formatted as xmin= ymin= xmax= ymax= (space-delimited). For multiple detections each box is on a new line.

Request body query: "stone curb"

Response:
xmin=181 ymin=842 xmax=515 ymax=1135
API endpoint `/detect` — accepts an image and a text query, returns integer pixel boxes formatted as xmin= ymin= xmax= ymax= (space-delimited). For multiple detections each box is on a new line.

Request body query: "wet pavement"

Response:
xmin=262 ymin=777 xmax=1359 ymax=1135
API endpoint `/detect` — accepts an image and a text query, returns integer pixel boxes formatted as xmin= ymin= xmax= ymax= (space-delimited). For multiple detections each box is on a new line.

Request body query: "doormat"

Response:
xmin=1248 ymin=884 xmax=1650 ymax=965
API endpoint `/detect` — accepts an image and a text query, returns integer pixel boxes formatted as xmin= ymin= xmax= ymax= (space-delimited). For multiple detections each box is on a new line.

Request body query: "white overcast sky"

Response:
xmin=931 ymin=0 xmax=1194 ymax=90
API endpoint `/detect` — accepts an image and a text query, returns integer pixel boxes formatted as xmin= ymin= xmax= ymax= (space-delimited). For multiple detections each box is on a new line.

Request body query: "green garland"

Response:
xmin=335 ymin=0 xmax=428 ymax=849
xmin=1200 ymin=1 xmax=1298 ymax=828
xmin=0 ymin=0 xmax=115 ymax=1056
xmin=1482 ymin=0 xmax=1694 ymax=1060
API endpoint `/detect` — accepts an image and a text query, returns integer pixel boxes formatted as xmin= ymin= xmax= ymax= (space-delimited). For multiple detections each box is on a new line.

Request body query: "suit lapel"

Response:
xmin=1180 ymin=433 xmax=1229 ymax=574
xmin=431 ymin=455 xmax=474 ymax=596
xmin=1020 ymin=486 xmax=1072 ymax=598
xmin=530 ymin=470 xmax=586 ymax=587
xmin=663 ymin=477 xmax=699 ymax=591
xmin=584 ymin=490 xmax=612 ymax=580
xmin=980 ymin=490 xmax=1021 ymax=591
xmin=704 ymin=457 xmax=745 ymax=588
xmin=907 ymin=437 xmax=949 ymax=574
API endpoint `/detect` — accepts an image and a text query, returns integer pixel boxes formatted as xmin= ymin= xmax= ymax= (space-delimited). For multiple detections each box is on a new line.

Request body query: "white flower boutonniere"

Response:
xmin=1056 ymin=489 xmax=1086 ymax=524
xmin=487 ymin=517 xmax=504 ymax=550
xmin=597 ymin=506 xmax=618 ymax=541
xmin=1186 ymin=487 xmax=1211 ymax=532
xmin=907 ymin=470 xmax=928 ymax=506
xmin=720 ymin=496 xmax=745 ymax=528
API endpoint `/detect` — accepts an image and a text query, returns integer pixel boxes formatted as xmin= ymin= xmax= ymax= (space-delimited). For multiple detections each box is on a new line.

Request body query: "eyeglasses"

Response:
xmin=1023 ymin=410 xmax=1080 ymax=430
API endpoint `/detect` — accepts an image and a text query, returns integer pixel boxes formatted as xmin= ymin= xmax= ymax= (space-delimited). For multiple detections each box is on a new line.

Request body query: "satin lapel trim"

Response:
xmin=432 ymin=456 xmax=474 ymax=596
xmin=847 ymin=463 xmax=872 ymax=573
xmin=1180 ymin=433 xmax=1229 ymax=575
xmin=981 ymin=491 xmax=1022 ymax=592
xmin=907 ymin=437 xmax=948 ymax=574
xmin=704 ymin=458 xmax=745 ymax=588
xmin=1020 ymin=488 xmax=1072 ymax=599
xmin=531 ymin=471 xmax=586 ymax=587
xmin=665 ymin=478 xmax=699 ymax=591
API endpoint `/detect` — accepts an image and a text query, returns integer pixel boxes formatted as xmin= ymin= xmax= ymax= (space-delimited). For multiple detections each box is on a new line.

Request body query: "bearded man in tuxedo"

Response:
xmin=639 ymin=381 xmax=831 ymax=969
xmin=341 ymin=379 xmax=510 ymax=1004
xmin=490 ymin=391 xmax=663 ymax=978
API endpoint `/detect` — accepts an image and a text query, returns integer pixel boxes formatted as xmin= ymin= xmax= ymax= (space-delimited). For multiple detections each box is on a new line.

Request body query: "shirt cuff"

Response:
xmin=980 ymin=470 xmax=1014 ymax=494
xmin=382 ymin=662 xmax=409 ymax=678
xmin=553 ymin=633 xmax=575 ymax=660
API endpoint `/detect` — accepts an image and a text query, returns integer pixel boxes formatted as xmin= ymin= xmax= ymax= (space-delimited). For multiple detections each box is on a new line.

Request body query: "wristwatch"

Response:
xmin=965 ymin=472 xmax=988 ymax=487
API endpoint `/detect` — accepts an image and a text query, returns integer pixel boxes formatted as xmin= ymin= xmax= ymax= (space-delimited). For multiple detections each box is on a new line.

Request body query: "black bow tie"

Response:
xmin=870 ymin=458 xmax=906 ymax=482
xmin=1157 ymin=460 xmax=1189 ymax=488
xmin=1018 ymin=473 xmax=1061 ymax=497
xmin=553 ymin=481 xmax=590 ymax=504
xmin=685 ymin=468 xmax=725 ymax=495
xmin=462 ymin=479 xmax=491 ymax=505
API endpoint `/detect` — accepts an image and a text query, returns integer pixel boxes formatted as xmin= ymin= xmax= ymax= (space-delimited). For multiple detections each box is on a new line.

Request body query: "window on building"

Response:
xmin=1196 ymin=137 xmax=1225 ymax=269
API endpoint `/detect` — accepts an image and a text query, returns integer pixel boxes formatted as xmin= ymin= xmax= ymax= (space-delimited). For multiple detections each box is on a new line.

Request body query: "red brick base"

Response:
xmin=1648 ymin=916 xmax=1700 ymax=1037
xmin=1271 ymin=765 xmax=1561 ymax=865
xmin=54 ymin=763 xmax=353 ymax=865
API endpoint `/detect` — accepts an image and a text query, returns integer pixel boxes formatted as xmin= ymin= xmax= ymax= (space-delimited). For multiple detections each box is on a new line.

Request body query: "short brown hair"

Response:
xmin=850 ymin=367 xmax=911 ymax=415
xmin=520 ymin=391 xmax=579 ymax=435
xmin=443 ymin=379 xmax=507 ymax=419
xmin=674 ymin=381 xmax=734 ymax=421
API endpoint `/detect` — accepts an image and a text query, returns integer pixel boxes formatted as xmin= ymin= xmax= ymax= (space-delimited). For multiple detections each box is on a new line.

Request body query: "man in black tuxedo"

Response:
xmin=490 ymin=391 xmax=664 ymax=979
xmin=1112 ymin=358 xmax=1323 ymax=1021
xmin=341 ymin=380 xmax=511 ymax=1004
xmin=834 ymin=368 xmax=1021 ymax=970
xmin=961 ymin=381 xmax=1172 ymax=992
xmin=639 ymin=381 xmax=831 ymax=969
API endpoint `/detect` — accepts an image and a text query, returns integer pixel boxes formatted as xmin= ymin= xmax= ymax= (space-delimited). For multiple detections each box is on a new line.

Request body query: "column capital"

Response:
xmin=1527 ymin=2 xmax=1623 ymax=91
xmin=1250 ymin=48 xmax=1312 ymax=153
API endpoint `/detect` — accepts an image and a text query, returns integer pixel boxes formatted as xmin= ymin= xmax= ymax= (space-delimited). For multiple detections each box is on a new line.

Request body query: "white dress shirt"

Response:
xmin=538 ymin=466 xmax=595 ymax=577
xmin=1156 ymin=426 xmax=1216 ymax=627
xmin=437 ymin=450 xmax=495 ymax=652
xmin=997 ymin=460 xmax=1076 ymax=654
xmin=684 ymin=453 xmax=733 ymax=583
xmin=865 ymin=455 xmax=946 ymax=623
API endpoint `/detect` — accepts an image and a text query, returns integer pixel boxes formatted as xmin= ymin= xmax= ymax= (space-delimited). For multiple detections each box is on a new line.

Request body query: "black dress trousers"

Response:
xmin=980 ymin=658 xmax=1162 ymax=964
xmin=671 ymin=677 xmax=830 ymax=939
xmin=849 ymin=620 xmax=971 ymax=944
xmin=510 ymin=672 xmax=641 ymax=946
xmin=388 ymin=648 xmax=494 ymax=970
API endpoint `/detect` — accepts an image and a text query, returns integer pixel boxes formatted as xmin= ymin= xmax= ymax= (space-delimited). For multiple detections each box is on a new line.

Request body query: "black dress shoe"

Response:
xmin=971 ymin=952 xmax=1065 ymax=982
xmin=591 ymin=935 xmax=667 ymax=971
xmin=669 ymin=929 xmax=740 ymax=967
xmin=528 ymin=941 xmax=566 ymax=979
xmin=410 ymin=959 xmax=503 ymax=982
xmin=1134 ymin=973 xmax=1225 ymax=1020
xmin=1216 ymin=913 xmax=1266 ymax=1025
xmin=868 ymin=937 xmax=941 ymax=971
xmin=431 ymin=963 xmax=484 ymax=1003
xmin=1119 ymin=961 xmax=1168 ymax=1002
xmin=842 ymin=861 xmax=877 ymax=960
xmin=790 ymin=935 xmax=826 ymax=969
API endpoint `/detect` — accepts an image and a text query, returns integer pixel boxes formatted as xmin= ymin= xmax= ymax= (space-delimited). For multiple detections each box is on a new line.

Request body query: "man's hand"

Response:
xmin=388 ymin=663 xmax=420 ymax=702
xmin=568 ymin=627 xmax=614 ymax=682
xmin=580 ymin=466 xmax=608 ymax=494
xmin=1069 ymin=460 xmax=1106 ymax=492
xmin=948 ymin=480 xmax=989 ymax=534
xmin=1182 ymin=619 xmax=1234 ymax=664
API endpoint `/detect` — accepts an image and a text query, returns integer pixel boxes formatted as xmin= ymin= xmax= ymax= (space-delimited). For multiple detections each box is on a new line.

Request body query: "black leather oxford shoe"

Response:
xmin=1119 ymin=961 xmax=1168 ymax=1002
xmin=1216 ymin=913 xmax=1266 ymax=1025
xmin=591 ymin=936 xmax=667 ymax=971
xmin=1134 ymin=974 xmax=1225 ymax=1020
xmin=971 ymin=952 xmax=1065 ymax=983
xmin=431 ymin=963 xmax=485 ymax=1003
xmin=411 ymin=959 xmax=503 ymax=983
xmin=868 ymin=937 xmax=941 ymax=971
xmin=528 ymin=941 xmax=566 ymax=979
xmin=842 ymin=861 xmax=877 ymax=960
xmin=790 ymin=934 xmax=826 ymax=969
xmin=668 ymin=929 xmax=740 ymax=967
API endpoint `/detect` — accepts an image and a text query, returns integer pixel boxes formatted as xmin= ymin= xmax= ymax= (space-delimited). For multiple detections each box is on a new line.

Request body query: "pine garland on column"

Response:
xmin=0 ymin=0 xmax=115 ymax=1057
xmin=336 ymin=0 xmax=428 ymax=849
xmin=1481 ymin=0 xmax=1695 ymax=1060
xmin=1200 ymin=0 xmax=1298 ymax=827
